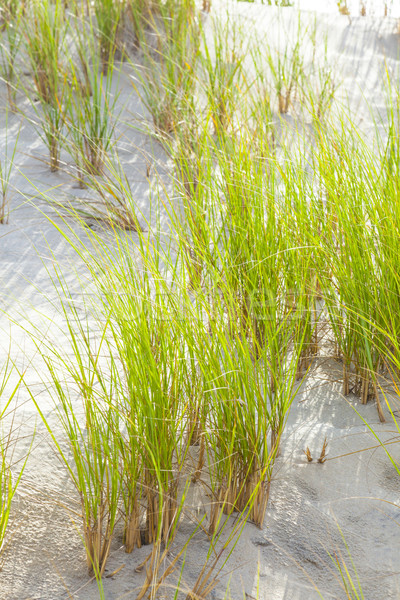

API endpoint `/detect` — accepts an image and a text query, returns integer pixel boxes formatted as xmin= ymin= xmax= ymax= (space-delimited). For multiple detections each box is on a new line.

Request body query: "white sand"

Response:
xmin=0 ymin=3 xmax=399 ymax=598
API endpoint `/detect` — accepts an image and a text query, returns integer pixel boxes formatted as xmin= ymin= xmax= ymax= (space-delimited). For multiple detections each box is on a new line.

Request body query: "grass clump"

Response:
xmin=337 ymin=1 xmax=350 ymax=15
xmin=0 ymin=1 xmax=24 ymax=110
xmin=64 ymin=14 xmax=120 ymax=181
xmin=265 ymin=14 xmax=306 ymax=114
xmin=0 ymin=110 xmax=20 ymax=224
xmin=23 ymin=0 xmax=67 ymax=171
xmin=200 ymin=18 xmax=246 ymax=134
xmin=93 ymin=0 xmax=125 ymax=74
xmin=26 ymin=287 xmax=122 ymax=578
xmin=0 ymin=360 xmax=27 ymax=567
xmin=130 ymin=0 xmax=199 ymax=139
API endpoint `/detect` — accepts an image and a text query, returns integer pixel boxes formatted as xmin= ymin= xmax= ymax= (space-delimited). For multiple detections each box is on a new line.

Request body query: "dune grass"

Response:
xmin=129 ymin=0 xmax=198 ymax=138
xmin=0 ymin=109 xmax=20 ymax=224
xmin=1 ymin=0 xmax=400 ymax=596
xmin=0 ymin=359 xmax=27 ymax=567
xmin=92 ymin=0 xmax=125 ymax=75
xmin=22 ymin=0 xmax=68 ymax=172
xmin=63 ymin=12 xmax=120 ymax=181
xmin=0 ymin=0 xmax=24 ymax=110
xmin=26 ymin=294 xmax=121 ymax=577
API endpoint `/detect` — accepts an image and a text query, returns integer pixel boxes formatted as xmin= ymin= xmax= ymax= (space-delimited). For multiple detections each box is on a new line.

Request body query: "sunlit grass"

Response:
xmin=0 ymin=0 xmax=399 ymax=596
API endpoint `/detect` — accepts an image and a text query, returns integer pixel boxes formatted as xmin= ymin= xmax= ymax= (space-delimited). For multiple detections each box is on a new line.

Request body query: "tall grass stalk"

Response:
xmin=200 ymin=18 xmax=246 ymax=134
xmin=0 ymin=360 xmax=27 ymax=566
xmin=23 ymin=0 xmax=67 ymax=171
xmin=93 ymin=0 xmax=125 ymax=74
xmin=0 ymin=436 xmax=27 ymax=566
xmin=64 ymin=13 xmax=120 ymax=181
xmin=26 ymin=281 xmax=122 ymax=577
xmin=330 ymin=525 xmax=365 ymax=600
xmin=300 ymin=35 xmax=337 ymax=123
xmin=313 ymin=118 xmax=387 ymax=420
xmin=129 ymin=0 xmax=199 ymax=139
xmin=102 ymin=264 xmax=193 ymax=547
xmin=265 ymin=14 xmax=306 ymax=114
xmin=126 ymin=0 xmax=156 ymax=49
xmin=78 ymin=154 xmax=144 ymax=230
xmin=0 ymin=110 xmax=20 ymax=224
xmin=0 ymin=1 xmax=23 ymax=110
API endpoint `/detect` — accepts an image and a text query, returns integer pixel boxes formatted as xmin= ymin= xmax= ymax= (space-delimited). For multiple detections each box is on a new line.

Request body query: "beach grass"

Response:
xmin=0 ymin=0 xmax=399 ymax=596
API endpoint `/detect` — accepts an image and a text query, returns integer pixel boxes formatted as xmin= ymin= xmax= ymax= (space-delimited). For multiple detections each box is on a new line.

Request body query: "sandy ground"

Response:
xmin=1 ymin=3 xmax=400 ymax=599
